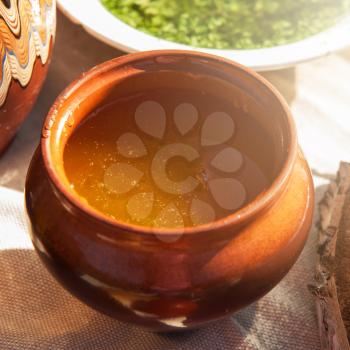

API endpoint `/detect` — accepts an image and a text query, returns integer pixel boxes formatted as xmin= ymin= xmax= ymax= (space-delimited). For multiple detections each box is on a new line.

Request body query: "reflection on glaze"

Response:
xmin=160 ymin=317 xmax=187 ymax=328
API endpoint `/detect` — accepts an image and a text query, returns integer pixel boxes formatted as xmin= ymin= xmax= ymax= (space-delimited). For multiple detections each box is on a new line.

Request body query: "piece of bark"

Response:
xmin=310 ymin=162 xmax=350 ymax=350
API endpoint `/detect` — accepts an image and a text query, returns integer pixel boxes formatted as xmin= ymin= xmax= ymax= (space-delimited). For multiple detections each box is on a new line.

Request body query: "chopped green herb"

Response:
xmin=101 ymin=0 xmax=350 ymax=49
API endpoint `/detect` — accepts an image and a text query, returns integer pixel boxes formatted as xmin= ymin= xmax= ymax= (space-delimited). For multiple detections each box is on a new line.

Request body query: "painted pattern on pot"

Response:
xmin=0 ymin=0 xmax=55 ymax=106
xmin=0 ymin=0 xmax=55 ymax=154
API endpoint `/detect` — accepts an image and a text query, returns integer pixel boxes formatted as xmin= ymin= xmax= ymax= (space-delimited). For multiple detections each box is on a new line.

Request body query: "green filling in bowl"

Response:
xmin=101 ymin=0 xmax=350 ymax=49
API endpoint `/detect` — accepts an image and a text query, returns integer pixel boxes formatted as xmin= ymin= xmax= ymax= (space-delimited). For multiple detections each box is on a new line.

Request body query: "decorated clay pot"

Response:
xmin=0 ymin=0 xmax=56 ymax=154
xmin=25 ymin=51 xmax=314 ymax=331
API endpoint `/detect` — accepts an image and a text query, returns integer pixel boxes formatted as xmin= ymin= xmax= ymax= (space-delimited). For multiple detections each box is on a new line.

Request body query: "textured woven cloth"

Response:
xmin=0 ymin=186 xmax=321 ymax=350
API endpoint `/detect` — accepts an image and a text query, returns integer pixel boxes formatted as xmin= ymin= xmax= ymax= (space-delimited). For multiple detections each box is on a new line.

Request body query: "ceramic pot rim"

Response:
xmin=41 ymin=50 xmax=298 ymax=236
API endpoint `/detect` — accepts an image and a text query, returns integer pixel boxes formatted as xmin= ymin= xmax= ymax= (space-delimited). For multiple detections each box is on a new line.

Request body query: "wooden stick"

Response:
xmin=310 ymin=162 xmax=350 ymax=350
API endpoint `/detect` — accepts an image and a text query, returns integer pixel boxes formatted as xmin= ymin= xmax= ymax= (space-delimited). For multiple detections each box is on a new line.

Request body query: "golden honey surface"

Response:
xmin=64 ymin=88 xmax=274 ymax=228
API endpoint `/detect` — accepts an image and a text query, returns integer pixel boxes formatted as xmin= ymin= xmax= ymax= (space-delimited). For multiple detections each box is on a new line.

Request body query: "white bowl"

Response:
xmin=58 ymin=0 xmax=350 ymax=71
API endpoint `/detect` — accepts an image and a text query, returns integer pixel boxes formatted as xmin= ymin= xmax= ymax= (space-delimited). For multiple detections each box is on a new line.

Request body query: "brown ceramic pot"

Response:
xmin=0 ymin=0 xmax=56 ymax=154
xmin=25 ymin=51 xmax=314 ymax=331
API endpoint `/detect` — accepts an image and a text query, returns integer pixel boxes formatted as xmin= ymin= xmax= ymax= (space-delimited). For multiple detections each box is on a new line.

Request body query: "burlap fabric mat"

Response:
xmin=0 ymin=186 xmax=321 ymax=349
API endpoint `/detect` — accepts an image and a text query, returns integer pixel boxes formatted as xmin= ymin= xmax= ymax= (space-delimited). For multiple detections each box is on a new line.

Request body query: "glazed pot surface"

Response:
xmin=25 ymin=51 xmax=314 ymax=331
xmin=0 ymin=0 xmax=56 ymax=154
